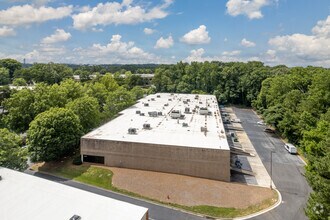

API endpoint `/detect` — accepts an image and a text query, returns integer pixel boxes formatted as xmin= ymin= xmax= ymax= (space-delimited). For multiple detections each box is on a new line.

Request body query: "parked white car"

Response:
xmin=284 ymin=143 xmax=297 ymax=154
xmin=257 ymin=121 xmax=266 ymax=125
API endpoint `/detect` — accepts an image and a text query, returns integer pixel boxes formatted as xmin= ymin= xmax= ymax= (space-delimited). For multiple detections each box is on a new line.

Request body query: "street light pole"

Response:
xmin=270 ymin=151 xmax=274 ymax=189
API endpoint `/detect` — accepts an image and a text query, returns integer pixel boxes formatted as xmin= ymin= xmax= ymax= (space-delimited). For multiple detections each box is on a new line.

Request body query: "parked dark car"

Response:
xmin=264 ymin=128 xmax=275 ymax=133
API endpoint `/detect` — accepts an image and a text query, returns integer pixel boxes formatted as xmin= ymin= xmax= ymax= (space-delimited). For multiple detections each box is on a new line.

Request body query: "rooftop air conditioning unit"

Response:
xmin=140 ymin=112 xmax=145 ymax=116
xmin=151 ymin=98 xmax=155 ymax=101
xmin=144 ymin=103 xmax=149 ymax=107
xmin=201 ymin=126 xmax=207 ymax=132
xmin=143 ymin=123 xmax=151 ymax=129
xmin=158 ymin=111 xmax=163 ymax=116
xmin=157 ymin=95 xmax=161 ymax=98
xmin=128 ymin=128 xmax=137 ymax=134
xmin=182 ymin=122 xmax=188 ymax=127
xmin=148 ymin=111 xmax=158 ymax=117
xmin=136 ymin=110 xmax=141 ymax=114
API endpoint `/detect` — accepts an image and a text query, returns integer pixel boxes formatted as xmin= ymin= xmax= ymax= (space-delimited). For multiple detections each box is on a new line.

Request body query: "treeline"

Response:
xmin=0 ymin=69 xmax=147 ymax=168
xmin=152 ymin=61 xmax=289 ymax=106
xmin=152 ymin=61 xmax=329 ymax=219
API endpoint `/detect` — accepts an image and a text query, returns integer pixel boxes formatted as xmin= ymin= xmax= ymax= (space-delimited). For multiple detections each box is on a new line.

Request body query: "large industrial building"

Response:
xmin=0 ymin=168 xmax=148 ymax=220
xmin=81 ymin=93 xmax=230 ymax=181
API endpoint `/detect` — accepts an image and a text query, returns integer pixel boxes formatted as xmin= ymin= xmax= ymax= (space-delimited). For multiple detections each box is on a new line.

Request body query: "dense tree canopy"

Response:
xmin=0 ymin=58 xmax=22 ymax=79
xmin=28 ymin=108 xmax=83 ymax=162
xmin=66 ymin=96 xmax=101 ymax=132
xmin=0 ymin=128 xmax=27 ymax=170
xmin=0 ymin=67 xmax=10 ymax=85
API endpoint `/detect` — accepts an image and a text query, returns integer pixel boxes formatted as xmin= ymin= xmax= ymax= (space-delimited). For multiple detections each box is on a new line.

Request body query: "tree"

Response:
xmin=104 ymin=88 xmax=134 ymax=118
xmin=99 ymin=73 xmax=119 ymax=92
xmin=0 ymin=67 xmax=10 ymax=85
xmin=66 ymin=96 xmax=101 ymax=132
xmin=12 ymin=78 xmax=27 ymax=86
xmin=3 ymin=89 xmax=35 ymax=132
xmin=0 ymin=58 xmax=22 ymax=79
xmin=0 ymin=128 xmax=28 ymax=170
xmin=130 ymin=86 xmax=145 ymax=100
xmin=28 ymin=108 xmax=82 ymax=162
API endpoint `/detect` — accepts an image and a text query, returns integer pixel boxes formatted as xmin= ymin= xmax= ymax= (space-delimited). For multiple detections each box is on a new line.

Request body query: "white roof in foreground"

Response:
xmin=84 ymin=93 xmax=229 ymax=150
xmin=0 ymin=168 xmax=148 ymax=220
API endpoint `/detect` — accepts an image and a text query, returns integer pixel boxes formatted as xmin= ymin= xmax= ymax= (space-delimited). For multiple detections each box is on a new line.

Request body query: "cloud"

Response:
xmin=75 ymin=34 xmax=167 ymax=64
xmin=268 ymin=15 xmax=330 ymax=66
xmin=41 ymin=29 xmax=71 ymax=44
xmin=0 ymin=4 xmax=72 ymax=26
xmin=180 ymin=25 xmax=211 ymax=44
xmin=226 ymin=0 xmax=271 ymax=19
xmin=154 ymin=36 xmax=173 ymax=49
xmin=144 ymin=28 xmax=155 ymax=35
xmin=72 ymin=0 xmax=173 ymax=30
xmin=241 ymin=38 xmax=256 ymax=47
xmin=222 ymin=50 xmax=241 ymax=56
xmin=0 ymin=26 xmax=16 ymax=37
xmin=183 ymin=48 xmax=255 ymax=63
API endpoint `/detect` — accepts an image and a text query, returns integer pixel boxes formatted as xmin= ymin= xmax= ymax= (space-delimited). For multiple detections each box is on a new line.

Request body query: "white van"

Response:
xmin=284 ymin=143 xmax=297 ymax=154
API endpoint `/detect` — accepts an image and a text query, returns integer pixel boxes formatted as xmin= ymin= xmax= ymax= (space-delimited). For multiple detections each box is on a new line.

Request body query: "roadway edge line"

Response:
xmin=234 ymin=188 xmax=282 ymax=220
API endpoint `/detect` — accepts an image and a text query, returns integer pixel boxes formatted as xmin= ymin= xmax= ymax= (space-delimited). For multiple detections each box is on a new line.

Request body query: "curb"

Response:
xmin=234 ymin=189 xmax=282 ymax=220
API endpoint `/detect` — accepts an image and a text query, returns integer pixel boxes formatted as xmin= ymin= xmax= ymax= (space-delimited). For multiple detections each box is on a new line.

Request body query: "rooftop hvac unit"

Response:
xmin=170 ymin=110 xmax=181 ymax=119
xmin=164 ymin=103 xmax=169 ymax=106
xmin=199 ymin=107 xmax=209 ymax=115
xmin=128 ymin=128 xmax=137 ymax=134
xmin=151 ymin=98 xmax=155 ymax=101
xmin=195 ymin=95 xmax=199 ymax=99
xmin=201 ymin=126 xmax=207 ymax=132
xmin=143 ymin=123 xmax=151 ymax=129
xmin=136 ymin=110 xmax=141 ymax=114
xmin=168 ymin=98 xmax=172 ymax=101
xmin=140 ymin=113 xmax=145 ymax=116
xmin=69 ymin=215 xmax=81 ymax=220
xmin=157 ymin=111 xmax=163 ymax=116
xmin=187 ymin=99 xmax=190 ymax=102
xmin=182 ymin=122 xmax=188 ymax=127
xmin=184 ymin=107 xmax=191 ymax=114
xmin=157 ymin=95 xmax=161 ymax=98
xmin=144 ymin=103 xmax=149 ymax=107
xmin=183 ymin=101 xmax=188 ymax=104
xmin=148 ymin=111 xmax=158 ymax=117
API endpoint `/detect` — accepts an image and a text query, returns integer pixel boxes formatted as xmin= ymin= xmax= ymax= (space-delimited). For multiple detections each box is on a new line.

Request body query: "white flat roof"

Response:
xmin=0 ymin=168 xmax=147 ymax=220
xmin=84 ymin=93 xmax=229 ymax=150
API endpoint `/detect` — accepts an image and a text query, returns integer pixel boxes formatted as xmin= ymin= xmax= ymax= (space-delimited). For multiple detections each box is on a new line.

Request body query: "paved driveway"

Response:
xmin=233 ymin=108 xmax=311 ymax=220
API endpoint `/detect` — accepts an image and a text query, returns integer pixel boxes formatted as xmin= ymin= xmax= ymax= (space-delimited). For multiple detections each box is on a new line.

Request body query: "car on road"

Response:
xmin=264 ymin=128 xmax=275 ymax=133
xmin=257 ymin=121 xmax=266 ymax=125
xmin=284 ymin=143 xmax=297 ymax=154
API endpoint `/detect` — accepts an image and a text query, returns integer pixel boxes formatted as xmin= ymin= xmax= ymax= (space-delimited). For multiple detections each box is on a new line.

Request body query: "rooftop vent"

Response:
xmin=164 ymin=103 xmax=169 ymax=106
xmin=69 ymin=215 xmax=81 ymax=220
xmin=128 ymin=128 xmax=137 ymax=134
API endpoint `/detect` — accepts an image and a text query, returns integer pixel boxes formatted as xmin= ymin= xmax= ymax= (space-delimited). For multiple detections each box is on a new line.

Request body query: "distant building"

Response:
xmin=81 ymin=93 xmax=230 ymax=182
xmin=0 ymin=168 xmax=148 ymax=220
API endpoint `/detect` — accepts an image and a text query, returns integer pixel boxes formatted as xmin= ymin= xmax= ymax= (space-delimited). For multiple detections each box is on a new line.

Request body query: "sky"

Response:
xmin=0 ymin=0 xmax=329 ymax=67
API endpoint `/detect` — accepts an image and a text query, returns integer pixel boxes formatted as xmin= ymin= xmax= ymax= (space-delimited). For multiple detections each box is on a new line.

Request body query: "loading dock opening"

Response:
xmin=83 ymin=155 xmax=105 ymax=164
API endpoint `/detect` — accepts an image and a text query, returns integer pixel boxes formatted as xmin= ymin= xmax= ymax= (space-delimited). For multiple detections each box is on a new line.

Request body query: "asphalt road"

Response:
xmin=25 ymin=170 xmax=205 ymax=220
xmin=233 ymin=107 xmax=311 ymax=220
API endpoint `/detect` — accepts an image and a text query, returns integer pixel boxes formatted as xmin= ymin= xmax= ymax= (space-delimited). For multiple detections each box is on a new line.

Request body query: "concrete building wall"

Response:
xmin=81 ymin=138 xmax=230 ymax=182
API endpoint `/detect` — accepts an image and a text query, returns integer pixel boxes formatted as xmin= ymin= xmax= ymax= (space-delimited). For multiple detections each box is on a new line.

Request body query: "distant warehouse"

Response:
xmin=81 ymin=93 xmax=230 ymax=182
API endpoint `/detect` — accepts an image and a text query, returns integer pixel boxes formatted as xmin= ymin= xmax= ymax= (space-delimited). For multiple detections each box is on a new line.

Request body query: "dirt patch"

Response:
xmin=109 ymin=167 xmax=275 ymax=209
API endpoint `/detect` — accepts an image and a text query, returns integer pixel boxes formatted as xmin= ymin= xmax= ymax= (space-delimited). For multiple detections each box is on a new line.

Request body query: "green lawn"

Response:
xmin=34 ymin=160 xmax=278 ymax=218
